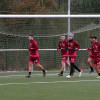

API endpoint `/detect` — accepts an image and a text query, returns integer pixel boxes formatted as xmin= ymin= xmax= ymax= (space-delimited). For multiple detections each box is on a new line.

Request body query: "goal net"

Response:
xmin=0 ymin=16 xmax=100 ymax=71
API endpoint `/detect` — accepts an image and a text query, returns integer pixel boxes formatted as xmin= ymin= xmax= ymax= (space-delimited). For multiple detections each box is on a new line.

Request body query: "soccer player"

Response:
xmin=25 ymin=35 xmax=46 ymax=78
xmin=91 ymin=36 xmax=100 ymax=78
xmin=66 ymin=33 xmax=82 ymax=78
xmin=57 ymin=35 xmax=70 ymax=76
xmin=87 ymin=36 xmax=94 ymax=74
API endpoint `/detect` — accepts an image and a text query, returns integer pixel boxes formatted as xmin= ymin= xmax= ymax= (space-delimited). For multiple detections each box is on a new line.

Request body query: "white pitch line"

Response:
xmin=0 ymin=74 xmax=58 ymax=78
xmin=0 ymin=80 xmax=100 ymax=86
xmin=0 ymin=75 xmax=25 ymax=77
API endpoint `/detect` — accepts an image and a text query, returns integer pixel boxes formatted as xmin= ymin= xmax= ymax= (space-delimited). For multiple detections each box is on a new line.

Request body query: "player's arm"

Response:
xmin=74 ymin=41 xmax=80 ymax=51
xmin=57 ymin=42 xmax=61 ymax=51
xmin=97 ymin=43 xmax=100 ymax=56
xmin=87 ymin=48 xmax=91 ymax=50
xmin=28 ymin=47 xmax=31 ymax=51
xmin=65 ymin=41 xmax=68 ymax=50
xmin=28 ymin=41 xmax=39 ymax=51
xmin=32 ymin=41 xmax=39 ymax=50
xmin=90 ymin=45 xmax=94 ymax=57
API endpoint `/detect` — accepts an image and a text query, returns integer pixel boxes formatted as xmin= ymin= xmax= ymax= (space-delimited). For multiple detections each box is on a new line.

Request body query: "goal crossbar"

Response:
xmin=0 ymin=49 xmax=87 ymax=52
xmin=0 ymin=15 xmax=100 ymax=18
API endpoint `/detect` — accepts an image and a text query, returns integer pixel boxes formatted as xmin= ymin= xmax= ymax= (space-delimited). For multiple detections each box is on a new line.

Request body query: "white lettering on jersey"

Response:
xmin=71 ymin=58 xmax=75 ymax=61
xmin=35 ymin=60 xmax=37 ymax=62
xmin=70 ymin=43 xmax=73 ymax=45
xmin=62 ymin=57 xmax=65 ymax=59
xmin=97 ymin=62 xmax=100 ymax=65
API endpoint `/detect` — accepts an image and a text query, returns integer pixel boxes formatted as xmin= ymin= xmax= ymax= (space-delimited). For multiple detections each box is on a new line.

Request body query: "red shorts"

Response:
xmin=29 ymin=56 xmax=40 ymax=64
xmin=69 ymin=56 xmax=76 ymax=63
xmin=62 ymin=56 xmax=68 ymax=62
xmin=93 ymin=57 xmax=100 ymax=68
xmin=89 ymin=55 xmax=94 ymax=60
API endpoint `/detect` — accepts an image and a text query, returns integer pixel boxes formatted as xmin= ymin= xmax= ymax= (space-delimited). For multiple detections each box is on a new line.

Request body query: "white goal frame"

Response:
xmin=0 ymin=14 xmax=99 ymax=51
xmin=0 ymin=14 xmax=100 ymax=18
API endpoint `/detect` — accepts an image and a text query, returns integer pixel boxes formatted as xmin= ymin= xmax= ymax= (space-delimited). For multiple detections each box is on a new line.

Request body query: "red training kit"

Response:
xmin=28 ymin=40 xmax=39 ymax=57
xmin=57 ymin=40 xmax=68 ymax=57
xmin=66 ymin=40 xmax=80 ymax=56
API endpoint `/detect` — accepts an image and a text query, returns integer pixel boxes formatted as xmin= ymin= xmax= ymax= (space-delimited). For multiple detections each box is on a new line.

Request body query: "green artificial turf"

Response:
xmin=0 ymin=72 xmax=100 ymax=100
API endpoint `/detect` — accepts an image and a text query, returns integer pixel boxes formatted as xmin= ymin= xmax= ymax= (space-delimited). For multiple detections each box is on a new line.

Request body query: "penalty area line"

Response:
xmin=0 ymin=80 xmax=100 ymax=86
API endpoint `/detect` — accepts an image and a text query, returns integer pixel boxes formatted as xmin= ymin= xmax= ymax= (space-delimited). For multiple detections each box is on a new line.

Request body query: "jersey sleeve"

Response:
xmin=28 ymin=41 xmax=39 ymax=51
xmin=65 ymin=41 xmax=68 ymax=49
xmin=98 ymin=43 xmax=100 ymax=56
xmin=32 ymin=41 xmax=39 ymax=50
xmin=28 ymin=47 xmax=31 ymax=51
xmin=91 ymin=45 xmax=94 ymax=56
xmin=58 ymin=41 xmax=61 ymax=49
xmin=75 ymin=41 xmax=80 ymax=50
xmin=87 ymin=48 xmax=91 ymax=50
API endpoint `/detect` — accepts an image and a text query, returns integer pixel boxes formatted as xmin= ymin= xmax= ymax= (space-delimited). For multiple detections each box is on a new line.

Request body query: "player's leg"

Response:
xmin=65 ymin=61 xmax=70 ymax=68
xmin=73 ymin=63 xmax=82 ymax=77
xmin=70 ymin=62 xmax=75 ymax=75
xmin=66 ymin=56 xmax=82 ymax=78
xmin=87 ymin=57 xmax=94 ymax=74
xmin=35 ymin=63 xmax=46 ymax=77
xmin=94 ymin=58 xmax=100 ymax=78
xmin=25 ymin=63 xmax=33 ymax=78
xmin=66 ymin=57 xmax=75 ymax=78
xmin=95 ymin=66 xmax=100 ymax=78
xmin=58 ymin=61 xmax=65 ymax=76
xmin=95 ymin=66 xmax=100 ymax=74
xmin=25 ymin=56 xmax=33 ymax=78
xmin=66 ymin=63 xmax=74 ymax=78
xmin=35 ymin=57 xmax=46 ymax=77
xmin=58 ymin=56 xmax=67 ymax=76
xmin=87 ymin=58 xmax=92 ymax=67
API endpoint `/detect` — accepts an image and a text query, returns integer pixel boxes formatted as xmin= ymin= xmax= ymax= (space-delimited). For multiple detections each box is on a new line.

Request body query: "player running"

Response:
xmin=57 ymin=35 xmax=70 ymax=76
xmin=91 ymin=36 xmax=100 ymax=78
xmin=25 ymin=35 xmax=46 ymax=78
xmin=87 ymin=36 xmax=94 ymax=74
xmin=66 ymin=33 xmax=82 ymax=78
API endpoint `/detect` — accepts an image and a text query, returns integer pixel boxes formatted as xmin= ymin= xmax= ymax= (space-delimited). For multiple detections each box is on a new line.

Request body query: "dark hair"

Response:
xmin=89 ymin=36 xmax=93 ymax=39
xmin=92 ymin=36 xmax=97 ymax=39
xmin=29 ymin=35 xmax=33 ymax=37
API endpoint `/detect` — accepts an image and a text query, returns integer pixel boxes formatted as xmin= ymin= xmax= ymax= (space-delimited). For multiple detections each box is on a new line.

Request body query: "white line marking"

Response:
xmin=0 ymin=80 xmax=100 ymax=86
xmin=0 ymin=74 xmax=58 ymax=77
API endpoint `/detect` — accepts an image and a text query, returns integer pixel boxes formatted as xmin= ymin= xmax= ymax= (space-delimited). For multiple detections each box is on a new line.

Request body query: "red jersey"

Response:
xmin=91 ymin=41 xmax=94 ymax=47
xmin=66 ymin=40 xmax=80 ymax=56
xmin=90 ymin=41 xmax=94 ymax=55
xmin=28 ymin=40 xmax=39 ymax=57
xmin=87 ymin=41 xmax=94 ymax=50
xmin=87 ymin=41 xmax=94 ymax=55
xmin=91 ymin=41 xmax=100 ymax=57
xmin=58 ymin=40 xmax=68 ymax=56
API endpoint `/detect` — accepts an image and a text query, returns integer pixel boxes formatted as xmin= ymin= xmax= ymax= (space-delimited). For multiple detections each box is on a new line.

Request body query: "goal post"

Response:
xmin=0 ymin=49 xmax=87 ymax=52
xmin=0 ymin=14 xmax=100 ymax=71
